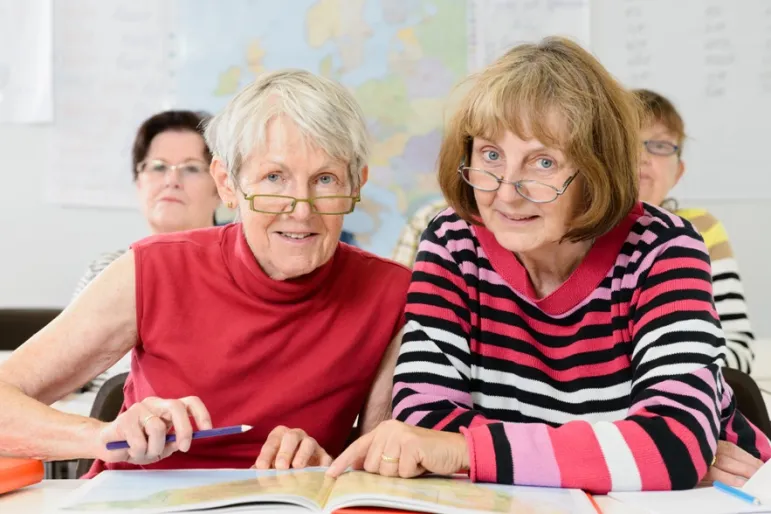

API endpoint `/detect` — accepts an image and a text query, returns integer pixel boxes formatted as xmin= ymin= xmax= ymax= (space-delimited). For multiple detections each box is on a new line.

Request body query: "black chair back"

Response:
xmin=723 ymin=367 xmax=771 ymax=439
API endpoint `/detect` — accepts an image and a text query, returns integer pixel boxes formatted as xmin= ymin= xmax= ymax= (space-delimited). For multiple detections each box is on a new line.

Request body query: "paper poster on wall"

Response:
xmin=46 ymin=0 xmax=173 ymax=208
xmin=0 ymin=0 xmax=53 ymax=123
xmin=468 ymin=0 xmax=591 ymax=72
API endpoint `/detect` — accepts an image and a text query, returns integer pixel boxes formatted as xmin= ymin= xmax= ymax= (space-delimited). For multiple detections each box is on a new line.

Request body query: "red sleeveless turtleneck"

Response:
xmin=86 ymin=223 xmax=409 ymax=476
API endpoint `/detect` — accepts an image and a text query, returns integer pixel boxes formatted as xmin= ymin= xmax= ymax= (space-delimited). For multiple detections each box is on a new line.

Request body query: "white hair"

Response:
xmin=204 ymin=69 xmax=370 ymax=190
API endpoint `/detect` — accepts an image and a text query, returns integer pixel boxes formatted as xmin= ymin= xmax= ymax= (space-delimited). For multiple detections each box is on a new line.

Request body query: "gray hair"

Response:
xmin=204 ymin=69 xmax=370 ymax=190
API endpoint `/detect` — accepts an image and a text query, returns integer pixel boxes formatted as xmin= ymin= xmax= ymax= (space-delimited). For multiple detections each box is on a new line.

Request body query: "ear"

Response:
xmin=673 ymin=159 xmax=686 ymax=187
xmin=210 ymin=157 xmax=238 ymax=207
xmin=359 ymin=165 xmax=369 ymax=189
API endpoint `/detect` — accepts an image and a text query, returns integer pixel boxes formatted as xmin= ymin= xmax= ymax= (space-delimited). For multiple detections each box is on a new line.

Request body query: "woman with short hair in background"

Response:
xmin=634 ymin=89 xmax=754 ymax=373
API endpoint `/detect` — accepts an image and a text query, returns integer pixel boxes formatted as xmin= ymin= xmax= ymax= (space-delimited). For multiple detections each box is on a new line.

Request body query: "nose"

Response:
xmin=164 ymin=166 xmax=183 ymax=188
xmin=639 ymin=145 xmax=651 ymax=167
xmin=289 ymin=199 xmax=313 ymax=220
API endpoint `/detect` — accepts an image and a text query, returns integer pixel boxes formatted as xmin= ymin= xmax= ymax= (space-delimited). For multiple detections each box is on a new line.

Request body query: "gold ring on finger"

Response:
xmin=381 ymin=454 xmax=399 ymax=464
xmin=140 ymin=414 xmax=157 ymax=429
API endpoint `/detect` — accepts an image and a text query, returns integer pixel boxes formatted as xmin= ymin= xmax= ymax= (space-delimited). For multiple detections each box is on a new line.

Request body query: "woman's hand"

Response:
xmin=326 ymin=420 xmax=468 ymax=478
xmin=701 ymin=440 xmax=764 ymax=487
xmin=253 ymin=426 xmax=332 ymax=470
xmin=96 ymin=396 xmax=212 ymax=465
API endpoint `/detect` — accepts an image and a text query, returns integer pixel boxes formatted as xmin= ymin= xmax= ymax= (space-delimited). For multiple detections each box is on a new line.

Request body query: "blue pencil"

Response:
xmin=713 ymin=480 xmax=762 ymax=505
xmin=106 ymin=424 xmax=252 ymax=451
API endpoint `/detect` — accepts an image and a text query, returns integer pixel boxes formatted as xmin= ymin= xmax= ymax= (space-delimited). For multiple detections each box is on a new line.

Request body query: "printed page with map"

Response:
xmin=57 ymin=468 xmax=597 ymax=514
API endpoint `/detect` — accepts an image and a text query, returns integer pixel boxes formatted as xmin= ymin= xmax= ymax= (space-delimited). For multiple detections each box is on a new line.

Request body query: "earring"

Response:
xmin=227 ymin=202 xmax=234 ymax=209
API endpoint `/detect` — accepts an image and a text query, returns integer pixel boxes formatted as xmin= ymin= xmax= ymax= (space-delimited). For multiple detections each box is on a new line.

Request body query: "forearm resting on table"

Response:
xmin=0 ymin=380 xmax=103 ymax=461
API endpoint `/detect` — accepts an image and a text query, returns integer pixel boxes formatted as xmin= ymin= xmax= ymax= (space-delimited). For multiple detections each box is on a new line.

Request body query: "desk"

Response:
xmin=0 ymin=480 xmax=645 ymax=514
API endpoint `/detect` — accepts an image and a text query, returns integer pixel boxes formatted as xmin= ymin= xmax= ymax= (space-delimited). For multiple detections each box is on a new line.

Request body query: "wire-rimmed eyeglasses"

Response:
xmin=241 ymin=193 xmax=360 ymax=215
xmin=643 ymin=140 xmax=679 ymax=157
xmin=457 ymin=163 xmax=578 ymax=204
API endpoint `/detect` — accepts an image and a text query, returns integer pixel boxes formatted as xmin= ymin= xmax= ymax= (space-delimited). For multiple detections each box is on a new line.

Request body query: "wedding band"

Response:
xmin=381 ymin=454 xmax=399 ymax=463
xmin=711 ymin=455 xmax=717 ymax=466
xmin=140 ymin=414 xmax=157 ymax=429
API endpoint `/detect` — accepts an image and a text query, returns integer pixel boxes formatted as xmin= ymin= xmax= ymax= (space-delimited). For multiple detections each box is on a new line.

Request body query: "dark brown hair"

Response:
xmin=632 ymin=89 xmax=686 ymax=156
xmin=438 ymin=37 xmax=641 ymax=242
xmin=131 ymin=110 xmax=212 ymax=181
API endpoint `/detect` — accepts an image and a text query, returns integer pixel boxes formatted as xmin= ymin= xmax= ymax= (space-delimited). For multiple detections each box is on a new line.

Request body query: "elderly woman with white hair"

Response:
xmin=0 ymin=70 xmax=410 ymax=476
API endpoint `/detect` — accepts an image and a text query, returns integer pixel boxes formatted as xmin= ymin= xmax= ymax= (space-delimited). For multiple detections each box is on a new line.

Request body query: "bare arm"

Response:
xmin=358 ymin=328 xmax=404 ymax=435
xmin=0 ymin=251 xmax=138 ymax=460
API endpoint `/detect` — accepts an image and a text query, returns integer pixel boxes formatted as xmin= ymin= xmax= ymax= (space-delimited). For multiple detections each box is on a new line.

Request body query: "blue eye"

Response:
xmin=266 ymin=173 xmax=281 ymax=182
xmin=537 ymin=158 xmax=554 ymax=169
xmin=483 ymin=150 xmax=500 ymax=161
xmin=318 ymin=175 xmax=335 ymax=185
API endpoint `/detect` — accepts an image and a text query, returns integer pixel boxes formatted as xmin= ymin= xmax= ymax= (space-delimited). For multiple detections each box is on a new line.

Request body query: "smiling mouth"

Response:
xmin=499 ymin=212 xmax=539 ymax=222
xmin=276 ymin=232 xmax=317 ymax=240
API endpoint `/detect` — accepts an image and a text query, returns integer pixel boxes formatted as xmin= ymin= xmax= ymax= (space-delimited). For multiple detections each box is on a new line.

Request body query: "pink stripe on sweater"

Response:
xmin=629 ymin=393 xmax=717 ymax=451
xmin=463 ymin=425 xmax=498 ymax=483
xmin=619 ymin=421 xmax=672 ymax=490
xmin=434 ymin=218 xmax=473 ymax=239
xmin=392 ymin=382 xmax=473 ymax=418
xmin=505 ymin=423 xmax=561 ymax=487
xmin=406 ymin=303 xmax=471 ymax=333
xmin=549 ymin=421 xmax=612 ymax=493
xmin=404 ymin=411 xmax=429 ymax=426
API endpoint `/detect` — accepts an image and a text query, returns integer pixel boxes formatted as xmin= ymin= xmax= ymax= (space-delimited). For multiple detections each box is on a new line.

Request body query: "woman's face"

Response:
xmin=469 ymin=130 xmax=581 ymax=257
xmin=212 ymin=117 xmax=367 ymax=281
xmin=638 ymin=121 xmax=685 ymax=207
xmin=135 ymin=130 xmax=220 ymax=233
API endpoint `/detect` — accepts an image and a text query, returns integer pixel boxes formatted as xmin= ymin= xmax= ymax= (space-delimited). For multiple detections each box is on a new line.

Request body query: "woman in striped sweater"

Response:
xmin=634 ymin=89 xmax=754 ymax=373
xmin=328 ymin=37 xmax=771 ymax=493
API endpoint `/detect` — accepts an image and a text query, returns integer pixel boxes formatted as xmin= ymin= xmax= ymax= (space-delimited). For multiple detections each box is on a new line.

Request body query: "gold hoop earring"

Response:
xmin=227 ymin=202 xmax=234 ymax=209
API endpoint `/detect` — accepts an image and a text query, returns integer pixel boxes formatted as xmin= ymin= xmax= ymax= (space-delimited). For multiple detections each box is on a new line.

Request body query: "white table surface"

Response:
xmin=0 ymin=479 xmax=647 ymax=514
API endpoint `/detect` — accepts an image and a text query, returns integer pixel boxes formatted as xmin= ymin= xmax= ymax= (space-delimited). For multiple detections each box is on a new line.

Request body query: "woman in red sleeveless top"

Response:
xmin=0 ymin=70 xmax=410 ymax=475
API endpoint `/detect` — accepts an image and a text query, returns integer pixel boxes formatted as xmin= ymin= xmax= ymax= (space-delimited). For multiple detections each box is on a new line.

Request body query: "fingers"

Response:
xmin=319 ymin=452 xmax=333 ymax=467
xmin=327 ymin=432 xmax=375 ymax=478
xmin=275 ymin=429 xmax=305 ymax=470
xmin=148 ymin=399 xmax=195 ymax=452
xmin=705 ymin=465 xmax=747 ymax=487
xmin=714 ymin=453 xmax=761 ymax=481
xmin=291 ymin=437 xmax=319 ymax=468
xmin=122 ymin=404 xmax=152 ymax=461
xmin=363 ymin=430 xmax=386 ymax=474
xmin=254 ymin=426 xmax=287 ymax=470
xmin=180 ymin=396 xmax=213 ymax=431
xmin=717 ymin=441 xmax=764 ymax=472
xmin=378 ymin=435 xmax=401 ymax=477
xmin=144 ymin=414 xmax=170 ymax=458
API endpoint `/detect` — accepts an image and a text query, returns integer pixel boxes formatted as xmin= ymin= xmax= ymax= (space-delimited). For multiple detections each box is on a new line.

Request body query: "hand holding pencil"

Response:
xmin=95 ymin=395 xmax=215 ymax=466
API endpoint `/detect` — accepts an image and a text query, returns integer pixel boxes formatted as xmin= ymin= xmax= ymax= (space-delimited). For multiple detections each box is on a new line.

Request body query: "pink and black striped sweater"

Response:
xmin=392 ymin=202 xmax=771 ymax=493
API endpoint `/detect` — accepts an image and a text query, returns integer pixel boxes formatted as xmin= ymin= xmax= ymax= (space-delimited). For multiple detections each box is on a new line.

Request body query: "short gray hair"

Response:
xmin=204 ymin=69 xmax=370 ymax=190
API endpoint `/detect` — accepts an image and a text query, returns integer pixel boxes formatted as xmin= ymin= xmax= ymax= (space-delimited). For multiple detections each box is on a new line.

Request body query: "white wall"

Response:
xmin=0 ymin=124 xmax=147 ymax=306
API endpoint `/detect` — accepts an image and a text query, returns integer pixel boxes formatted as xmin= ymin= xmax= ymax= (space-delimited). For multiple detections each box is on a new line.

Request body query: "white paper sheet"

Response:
xmin=0 ymin=0 xmax=52 ymax=123
xmin=468 ymin=0 xmax=591 ymax=72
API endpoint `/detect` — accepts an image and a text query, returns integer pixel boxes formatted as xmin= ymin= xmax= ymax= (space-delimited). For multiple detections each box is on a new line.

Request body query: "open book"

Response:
xmin=58 ymin=468 xmax=598 ymax=514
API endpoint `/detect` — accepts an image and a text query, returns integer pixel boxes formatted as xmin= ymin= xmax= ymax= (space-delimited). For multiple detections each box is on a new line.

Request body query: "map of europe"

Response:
xmin=175 ymin=0 xmax=467 ymax=257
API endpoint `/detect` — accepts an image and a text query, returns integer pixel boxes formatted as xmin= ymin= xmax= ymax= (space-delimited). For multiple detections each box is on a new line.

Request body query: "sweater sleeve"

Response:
xmin=677 ymin=209 xmax=755 ymax=373
xmin=392 ymin=225 xmax=494 ymax=430
xmin=393 ymin=226 xmax=771 ymax=493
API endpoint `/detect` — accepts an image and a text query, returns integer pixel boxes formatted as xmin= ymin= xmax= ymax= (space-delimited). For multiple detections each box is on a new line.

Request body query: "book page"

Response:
xmin=58 ymin=469 xmax=334 ymax=514
xmin=326 ymin=471 xmax=595 ymax=514
xmin=609 ymin=488 xmax=768 ymax=514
